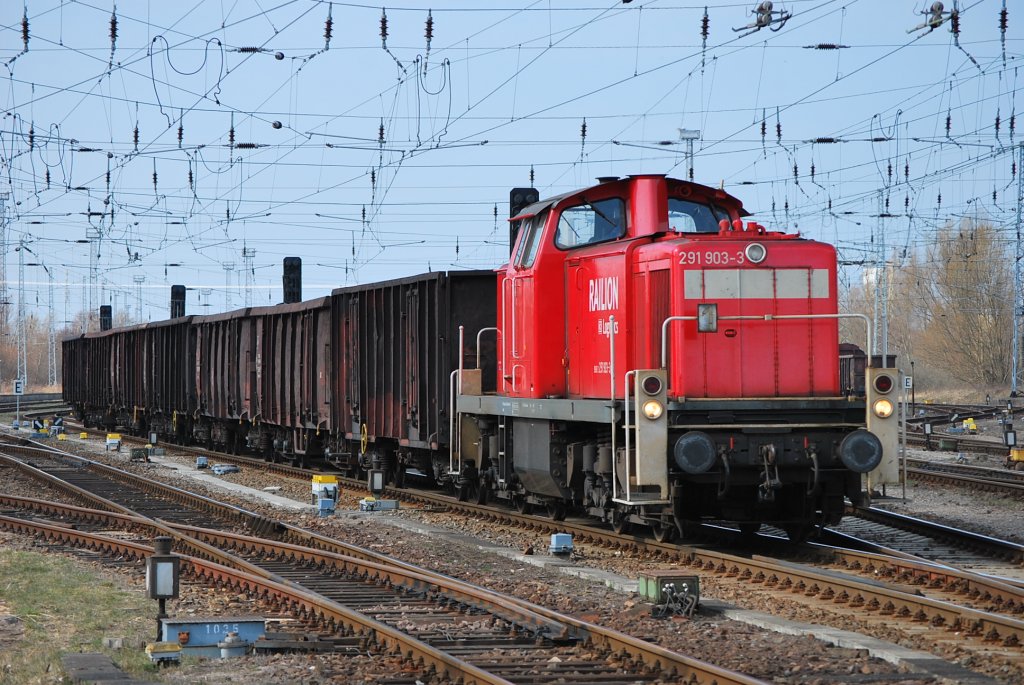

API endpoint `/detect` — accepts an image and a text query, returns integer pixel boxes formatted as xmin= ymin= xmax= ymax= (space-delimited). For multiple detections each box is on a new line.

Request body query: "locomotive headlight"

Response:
xmin=872 ymin=398 xmax=894 ymax=419
xmin=641 ymin=375 xmax=663 ymax=396
xmin=745 ymin=243 xmax=767 ymax=264
xmin=641 ymin=400 xmax=664 ymax=420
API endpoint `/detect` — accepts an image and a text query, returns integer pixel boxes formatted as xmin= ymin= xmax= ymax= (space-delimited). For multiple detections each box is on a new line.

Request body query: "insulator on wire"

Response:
xmin=529 ymin=165 xmax=535 ymax=185
xmin=133 ymin=123 xmax=139 ymax=151
xmin=152 ymin=161 xmax=158 ymax=193
xmin=1012 ymin=161 xmax=1017 ymax=179
xmin=950 ymin=8 xmax=960 ymax=35
xmin=793 ymin=161 xmax=798 ymax=183
xmin=361 ymin=205 xmax=366 ymax=224
xmin=1000 ymin=2 xmax=1008 ymax=65
xmin=993 ymin=187 xmax=997 ymax=204
xmin=178 ymin=121 xmax=184 ymax=147
xmin=886 ymin=160 xmax=892 ymax=184
xmin=370 ymin=168 xmax=376 ymax=189
xmin=45 ymin=169 xmax=50 ymax=188
xmin=378 ymin=119 xmax=385 ymax=144
xmin=21 ymin=8 xmax=29 ymax=51
xmin=803 ymin=43 xmax=849 ymax=50
xmin=455 ymin=235 xmax=459 ymax=256
xmin=937 ymin=191 xmax=942 ymax=209
xmin=904 ymin=159 xmax=909 ymax=183
xmin=380 ymin=8 xmax=389 ymax=46
xmin=109 ymin=7 xmax=118 ymax=54
xmin=904 ymin=194 xmax=909 ymax=212
xmin=425 ymin=10 xmax=434 ymax=54
xmin=700 ymin=7 xmax=709 ymax=70
xmin=493 ymin=203 xmax=498 ymax=231
xmin=324 ymin=3 xmax=333 ymax=49
xmin=945 ymin=110 xmax=952 ymax=136
xmin=884 ymin=194 xmax=889 ymax=212
xmin=810 ymin=161 xmax=816 ymax=182
xmin=229 ymin=125 xmax=235 ymax=148
xmin=784 ymin=199 xmax=789 ymax=213
xmin=1011 ymin=112 xmax=1016 ymax=139
xmin=775 ymin=108 xmax=782 ymax=143
xmin=760 ymin=110 xmax=767 ymax=143
xmin=188 ymin=167 xmax=193 ymax=190
xmin=995 ymin=111 xmax=1001 ymax=137
xmin=827 ymin=198 xmax=832 ymax=211
xmin=106 ymin=169 xmax=111 ymax=187
xmin=28 ymin=125 xmax=34 ymax=150
xmin=580 ymin=118 xmax=587 ymax=143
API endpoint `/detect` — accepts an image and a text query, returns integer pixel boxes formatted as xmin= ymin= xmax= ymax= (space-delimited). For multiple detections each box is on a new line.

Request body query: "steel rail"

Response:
xmin=0 ymin=515 xmax=522 ymax=685
xmin=848 ymin=506 xmax=1024 ymax=565
xmin=0 ymin=451 xmax=765 ymax=684
xmin=0 ymin=442 xmax=283 ymax=534
xmin=10 ymin=431 xmax=1024 ymax=653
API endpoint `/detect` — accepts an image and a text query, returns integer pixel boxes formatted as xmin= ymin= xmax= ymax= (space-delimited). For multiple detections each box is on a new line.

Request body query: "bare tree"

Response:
xmin=911 ymin=221 xmax=1011 ymax=385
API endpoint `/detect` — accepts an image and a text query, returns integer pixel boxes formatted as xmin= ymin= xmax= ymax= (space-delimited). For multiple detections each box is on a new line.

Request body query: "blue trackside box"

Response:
xmin=549 ymin=533 xmax=573 ymax=555
xmin=160 ymin=616 xmax=265 ymax=658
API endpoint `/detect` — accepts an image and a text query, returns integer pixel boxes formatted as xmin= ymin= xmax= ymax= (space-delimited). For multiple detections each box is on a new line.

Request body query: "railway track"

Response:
xmin=17 ymin=427 xmax=1024 ymax=674
xmin=0 ymin=435 xmax=762 ymax=685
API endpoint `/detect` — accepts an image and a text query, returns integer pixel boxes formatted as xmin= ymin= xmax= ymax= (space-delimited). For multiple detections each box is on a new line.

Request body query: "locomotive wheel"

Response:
xmin=783 ymin=523 xmax=813 ymax=543
xmin=651 ymin=522 xmax=675 ymax=543
xmin=513 ymin=495 xmax=531 ymax=514
xmin=738 ymin=522 xmax=762 ymax=537
xmin=475 ymin=482 xmax=489 ymax=505
xmin=545 ymin=501 xmax=567 ymax=521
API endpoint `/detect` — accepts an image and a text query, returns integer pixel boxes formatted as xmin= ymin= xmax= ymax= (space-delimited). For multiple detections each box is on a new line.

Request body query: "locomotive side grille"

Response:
xmin=683 ymin=268 xmax=829 ymax=299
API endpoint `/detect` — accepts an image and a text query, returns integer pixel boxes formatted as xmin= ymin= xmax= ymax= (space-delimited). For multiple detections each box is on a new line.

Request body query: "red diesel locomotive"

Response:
xmin=455 ymin=174 xmax=897 ymax=540
xmin=63 ymin=174 xmax=898 ymax=541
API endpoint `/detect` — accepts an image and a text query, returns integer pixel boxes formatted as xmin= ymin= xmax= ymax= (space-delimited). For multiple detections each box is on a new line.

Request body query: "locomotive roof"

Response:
xmin=509 ymin=175 xmax=748 ymax=222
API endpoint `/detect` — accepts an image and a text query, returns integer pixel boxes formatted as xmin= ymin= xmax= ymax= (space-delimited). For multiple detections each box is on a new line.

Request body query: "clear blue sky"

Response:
xmin=0 ymin=0 xmax=1020 ymax=325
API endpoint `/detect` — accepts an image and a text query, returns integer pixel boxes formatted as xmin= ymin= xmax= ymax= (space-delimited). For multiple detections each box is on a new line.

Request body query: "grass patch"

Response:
xmin=0 ymin=548 xmax=156 ymax=684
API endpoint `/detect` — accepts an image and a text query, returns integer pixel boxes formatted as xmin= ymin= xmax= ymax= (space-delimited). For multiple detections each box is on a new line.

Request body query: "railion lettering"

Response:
xmin=588 ymin=276 xmax=619 ymax=312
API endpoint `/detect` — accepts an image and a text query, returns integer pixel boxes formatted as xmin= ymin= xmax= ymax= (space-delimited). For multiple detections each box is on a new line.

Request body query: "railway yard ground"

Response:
xmin=1 ymin=409 xmax=1022 ymax=684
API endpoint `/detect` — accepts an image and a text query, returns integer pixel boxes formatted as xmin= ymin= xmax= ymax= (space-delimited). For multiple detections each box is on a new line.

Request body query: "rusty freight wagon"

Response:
xmin=327 ymin=271 xmax=497 ymax=485
xmin=63 ymin=317 xmax=194 ymax=434
xmin=191 ymin=297 xmax=333 ymax=459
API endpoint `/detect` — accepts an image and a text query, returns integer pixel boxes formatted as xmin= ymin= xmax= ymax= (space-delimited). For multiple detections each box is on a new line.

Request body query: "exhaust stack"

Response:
xmin=283 ymin=257 xmax=302 ymax=304
xmin=170 ymin=285 xmax=186 ymax=318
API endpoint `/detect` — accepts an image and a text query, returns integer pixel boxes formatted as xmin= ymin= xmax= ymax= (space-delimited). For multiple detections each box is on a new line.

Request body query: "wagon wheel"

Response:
xmin=651 ymin=521 xmax=676 ymax=543
xmin=611 ymin=509 xmax=631 ymax=535
xmin=359 ymin=423 xmax=368 ymax=455
xmin=391 ymin=463 xmax=406 ymax=488
xmin=474 ymin=480 xmax=489 ymax=505
xmin=513 ymin=494 xmax=531 ymax=515
xmin=545 ymin=501 xmax=567 ymax=521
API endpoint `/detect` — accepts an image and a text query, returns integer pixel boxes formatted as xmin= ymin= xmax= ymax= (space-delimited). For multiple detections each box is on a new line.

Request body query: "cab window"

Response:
xmin=514 ymin=210 xmax=548 ymax=268
xmin=668 ymin=198 xmax=729 ymax=233
xmin=555 ymin=198 xmax=626 ymax=249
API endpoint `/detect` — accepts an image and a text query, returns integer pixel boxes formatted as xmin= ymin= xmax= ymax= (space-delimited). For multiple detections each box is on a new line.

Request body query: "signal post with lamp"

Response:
xmin=864 ymin=366 xmax=901 ymax=503
xmin=146 ymin=537 xmax=181 ymax=645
